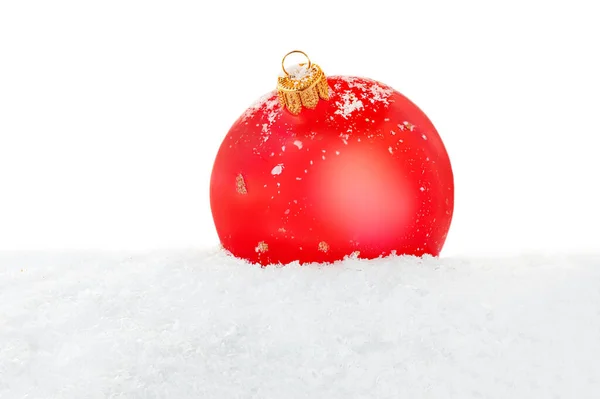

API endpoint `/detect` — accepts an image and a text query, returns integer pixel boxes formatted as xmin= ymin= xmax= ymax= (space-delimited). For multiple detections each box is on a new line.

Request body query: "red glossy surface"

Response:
xmin=210 ymin=76 xmax=454 ymax=265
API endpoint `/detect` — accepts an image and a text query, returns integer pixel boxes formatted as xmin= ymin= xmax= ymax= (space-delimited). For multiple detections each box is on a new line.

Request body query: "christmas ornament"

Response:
xmin=210 ymin=50 xmax=454 ymax=266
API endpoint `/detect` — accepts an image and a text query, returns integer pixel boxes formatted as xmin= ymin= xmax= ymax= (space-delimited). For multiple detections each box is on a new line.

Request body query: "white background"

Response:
xmin=1 ymin=0 xmax=598 ymax=256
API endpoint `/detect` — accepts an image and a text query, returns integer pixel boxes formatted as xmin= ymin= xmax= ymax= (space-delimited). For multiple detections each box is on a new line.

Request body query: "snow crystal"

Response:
xmin=242 ymin=92 xmax=272 ymax=120
xmin=242 ymin=93 xmax=280 ymax=122
xmin=271 ymin=164 xmax=283 ymax=175
xmin=335 ymin=76 xmax=393 ymax=106
xmin=242 ymin=94 xmax=282 ymax=142
xmin=279 ymin=63 xmax=315 ymax=81
xmin=337 ymin=76 xmax=368 ymax=92
xmin=334 ymin=91 xmax=364 ymax=119
xmin=368 ymin=83 xmax=393 ymax=105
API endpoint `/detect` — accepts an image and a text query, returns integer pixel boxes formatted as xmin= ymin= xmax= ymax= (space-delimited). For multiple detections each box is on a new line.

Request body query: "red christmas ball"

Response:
xmin=210 ymin=57 xmax=453 ymax=266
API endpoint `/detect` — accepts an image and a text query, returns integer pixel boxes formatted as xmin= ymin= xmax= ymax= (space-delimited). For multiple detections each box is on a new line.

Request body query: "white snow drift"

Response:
xmin=1 ymin=249 xmax=599 ymax=398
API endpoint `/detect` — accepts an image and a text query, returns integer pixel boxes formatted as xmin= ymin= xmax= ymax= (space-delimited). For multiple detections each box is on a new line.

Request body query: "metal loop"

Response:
xmin=281 ymin=50 xmax=312 ymax=76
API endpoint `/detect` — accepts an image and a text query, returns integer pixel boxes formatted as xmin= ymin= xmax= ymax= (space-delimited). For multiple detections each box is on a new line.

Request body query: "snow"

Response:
xmin=1 ymin=249 xmax=599 ymax=398
xmin=335 ymin=76 xmax=393 ymax=106
xmin=334 ymin=91 xmax=364 ymax=119
xmin=242 ymin=94 xmax=281 ymax=142
xmin=279 ymin=63 xmax=315 ymax=82
xmin=2 ymin=1 xmax=600 ymax=397
xmin=271 ymin=164 xmax=283 ymax=175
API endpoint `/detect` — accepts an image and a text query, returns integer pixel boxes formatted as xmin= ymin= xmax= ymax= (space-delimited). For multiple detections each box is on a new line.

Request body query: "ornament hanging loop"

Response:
xmin=281 ymin=50 xmax=312 ymax=76
xmin=277 ymin=50 xmax=330 ymax=116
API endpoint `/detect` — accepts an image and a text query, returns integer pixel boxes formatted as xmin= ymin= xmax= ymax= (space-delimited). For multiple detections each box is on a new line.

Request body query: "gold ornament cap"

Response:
xmin=277 ymin=50 xmax=330 ymax=115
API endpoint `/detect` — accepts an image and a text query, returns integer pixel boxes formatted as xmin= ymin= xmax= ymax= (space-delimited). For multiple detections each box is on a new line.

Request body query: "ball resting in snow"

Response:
xmin=210 ymin=53 xmax=453 ymax=266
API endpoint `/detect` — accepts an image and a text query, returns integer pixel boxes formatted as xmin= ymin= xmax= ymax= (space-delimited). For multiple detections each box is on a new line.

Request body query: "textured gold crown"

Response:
xmin=277 ymin=50 xmax=330 ymax=115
